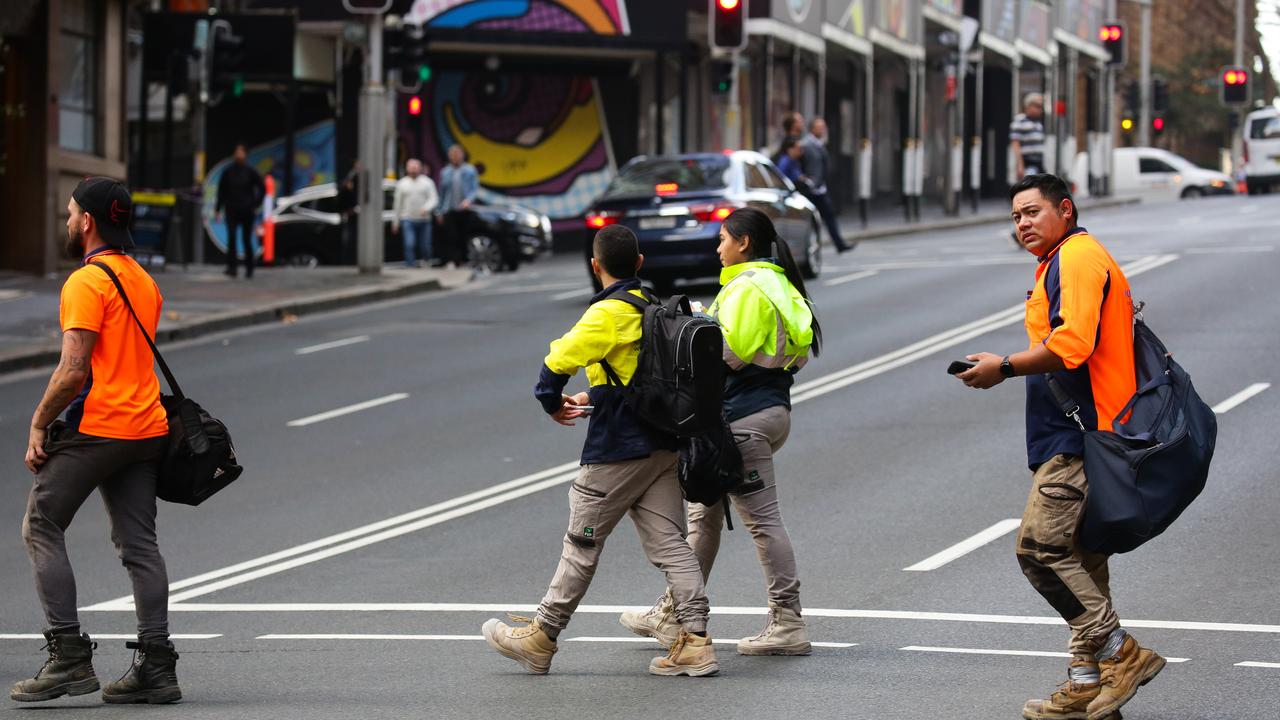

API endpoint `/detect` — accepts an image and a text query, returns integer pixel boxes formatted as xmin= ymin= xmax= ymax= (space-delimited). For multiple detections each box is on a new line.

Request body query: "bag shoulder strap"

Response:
xmin=90 ymin=261 xmax=185 ymax=400
xmin=1043 ymin=373 xmax=1085 ymax=431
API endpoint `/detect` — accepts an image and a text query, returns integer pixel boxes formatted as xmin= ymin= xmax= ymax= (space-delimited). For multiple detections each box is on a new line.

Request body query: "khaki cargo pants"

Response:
xmin=1015 ymin=453 xmax=1120 ymax=660
xmin=537 ymin=450 xmax=710 ymax=633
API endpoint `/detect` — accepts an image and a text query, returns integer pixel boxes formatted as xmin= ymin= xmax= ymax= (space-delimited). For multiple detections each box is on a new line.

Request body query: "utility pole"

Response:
xmin=357 ymin=13 xmax=387 ymax=274
xmin=1104 ymin=0 xmax=1118 ymax=196
xmin=1137 ymin=0 xmax=1152 ymax=146
xmin=1232 ymin=0 xmax=1245 ymax=176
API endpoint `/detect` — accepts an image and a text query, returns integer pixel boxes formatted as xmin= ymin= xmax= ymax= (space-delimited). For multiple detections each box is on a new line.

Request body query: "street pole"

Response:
xmin=1105 ymin=0 xmax=1117 ymax=196
xmin=358 ymin=14 xmax=386 ymax=274
xmin=1138 ymin=0 xmax=1151 ymax=146
xmin=1231 ymin=0 xmax=1245 ymax=177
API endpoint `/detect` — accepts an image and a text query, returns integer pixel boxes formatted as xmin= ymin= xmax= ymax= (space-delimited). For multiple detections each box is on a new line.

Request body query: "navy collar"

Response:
xmin=82 ymin=245 xmax=125 ymax=266
xmin=1037 ymin=226 xmax=1087 ymax=264
xmin=591 ymin=277 xmax=642 ymax=305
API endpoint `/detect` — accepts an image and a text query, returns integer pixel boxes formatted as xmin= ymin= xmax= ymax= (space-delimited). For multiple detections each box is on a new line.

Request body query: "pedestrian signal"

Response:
xmin=1220 ymin=66 xmax=1249 ymax=106
xmin=710 ymin=59 xmax=733 ymax=94
xmin=1099 ymin=21 xmax=1125 ymax=67
xmin=408 ymin=96 xmax=422 ymax=116
xmin=710 ymin=0 xmax=747 ymax=51
xmin=1152 ymin=116 xmax=1164 ymax=137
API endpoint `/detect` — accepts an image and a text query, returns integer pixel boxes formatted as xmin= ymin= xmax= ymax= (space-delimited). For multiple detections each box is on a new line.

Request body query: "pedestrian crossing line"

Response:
xmin=294 ymin=335 xmax=371 ymax=355
xmin=901 ymin=646 xmax=1189 ymax=663
xmin=903 ymin=519 xmax=1022 ymax=572
xmin=0 ymin=634 xmax=221 ymax=640
xmin=1235 ymin=661 xmax=1280 ymax=669
xmin=1211 ymin=383 xmax=1270 ymax=414
xmin=252 ymin=633 xmax=857 ymax=648
xmin=823 ymin=269 xmax=879 ymax=287
xmin=286 ymin=393 xmax=410 ymax=427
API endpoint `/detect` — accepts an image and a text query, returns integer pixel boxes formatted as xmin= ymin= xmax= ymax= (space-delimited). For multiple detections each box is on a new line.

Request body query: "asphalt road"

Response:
xmin=1 ymin=194 xmax=1278 ymax=720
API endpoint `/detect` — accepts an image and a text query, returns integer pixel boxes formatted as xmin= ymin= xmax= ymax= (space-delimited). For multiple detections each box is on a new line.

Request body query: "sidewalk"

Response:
xmin=0 ymin=264 xmax=472 ymax=374
xmin=837 ymin=194 xmax=1140 ymax=241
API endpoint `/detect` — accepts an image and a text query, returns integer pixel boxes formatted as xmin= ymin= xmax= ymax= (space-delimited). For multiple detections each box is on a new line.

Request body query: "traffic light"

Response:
xmin=1121 ymin=116 xmax=1135 ymax=132
xmin=1152 ymin=76 xmax=1168 ymax=114
xmin=710 ymin=0 xmax=747 ymax=51
xmin=386 ymin=22 xmax=428 ymax=85
xmin=1123 ymin=80 xmax=1139 ymax=115
xmin=210 ymin=23 xmax=246 ymax=95
xmin=408 ymin=96 xmax=422 ymax=116
xmin=1099 ymin=21 xmax=1126 ymax=67
xmin=710 ymin=59 xmax=733 ymax=94
xmin=1152 ymin=115 xmax=1164 ymax=137
xmin=1221 ymin=66 xmax=1249 ymax=106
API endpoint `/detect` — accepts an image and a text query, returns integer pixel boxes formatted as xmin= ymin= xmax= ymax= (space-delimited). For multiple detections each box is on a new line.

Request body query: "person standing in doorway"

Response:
xmin=437 ymin=144 xmax=479 ymax=266
xmin=801 ymin=117 xmax=854 ymax=253
xmin=12 ymin=178 xmax=182 ymax=705
xmin=392 ymin=158 xmax=438 ymax=267
xmin=215 ymin=143 xmax=265 ymax=278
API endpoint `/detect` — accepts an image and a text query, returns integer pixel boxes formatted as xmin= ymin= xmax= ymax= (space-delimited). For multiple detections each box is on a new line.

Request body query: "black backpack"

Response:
xmin=600 ymin=289 xmax=724 ymax=438
xmin=1046 ymin=307 xmax=1216 ymax=554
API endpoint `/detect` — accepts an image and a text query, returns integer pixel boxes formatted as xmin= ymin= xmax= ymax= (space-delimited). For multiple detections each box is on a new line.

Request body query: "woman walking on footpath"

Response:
xmin=621 ymin=207 xmax=821 ymax=656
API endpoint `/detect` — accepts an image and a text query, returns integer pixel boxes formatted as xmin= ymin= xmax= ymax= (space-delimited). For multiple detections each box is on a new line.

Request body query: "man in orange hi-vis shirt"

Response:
xmin=12 ymin=178 xmax=182 ymax=706
xmin=955 ymin=174 xmax=1166 ymax=720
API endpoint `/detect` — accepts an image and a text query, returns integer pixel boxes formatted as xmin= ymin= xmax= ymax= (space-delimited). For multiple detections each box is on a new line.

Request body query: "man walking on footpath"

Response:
xmin=481 ymin=225 xmax=718 ymax=677
xmin=215 ymin=143 xmax=265 ymax=278
xmin=956 ymin=174 xmax=1166 ymax=720
xmin=437 ymin=144 xmax=479 ymax=266
xmin=1010 ymin=93 xmax=1046 ymax=178
xmin=392 ymin=158 xmax=438 ymax=267
xmin=12 ymin=178 xmax=182 ymax=705
xmin=801 ymin=117 xmax=854 ymax=253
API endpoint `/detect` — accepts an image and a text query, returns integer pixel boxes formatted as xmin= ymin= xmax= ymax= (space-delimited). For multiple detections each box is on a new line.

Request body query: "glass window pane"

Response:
xmin=62 ymin=0 xmax=90 ymax=34
xmin=60 ymin=35 xmax=89 ymax=110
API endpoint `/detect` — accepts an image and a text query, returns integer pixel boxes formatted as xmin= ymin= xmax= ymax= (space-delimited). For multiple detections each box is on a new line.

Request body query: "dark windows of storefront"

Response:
xmin=59 ymin=0 xmax=102 ymax=154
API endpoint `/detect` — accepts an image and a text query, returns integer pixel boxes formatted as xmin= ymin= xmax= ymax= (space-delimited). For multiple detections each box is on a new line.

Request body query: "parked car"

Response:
xmin=581 ymin=151 xmax=824 ymax=293
xmin=1242 ymin=105 xmax=1280 ymax=194
xmin=271 ymin=180 xmax=552 ymax=271
xmin=1112 ymin=147 xmax=1235 ymax=202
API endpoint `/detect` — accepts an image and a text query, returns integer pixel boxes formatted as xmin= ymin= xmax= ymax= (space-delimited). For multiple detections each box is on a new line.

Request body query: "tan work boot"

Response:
xmin=736 ymin=603 xmax=812 ymax=656
xmin=619 ymin=591 xmax=680 ymax=649
xmin=648 ymin=630 xmax=719 ymax=677
xmin=1087 ymin=634 xmax=1166 ymax=720
xmin=481 ymin=614 xmax=558 ymax=675
xmin=1022 ymin=661 xmax=1100 ymax=720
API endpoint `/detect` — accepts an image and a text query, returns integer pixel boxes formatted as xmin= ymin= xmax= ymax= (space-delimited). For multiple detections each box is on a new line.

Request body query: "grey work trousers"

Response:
xmin=687 ymin=404 xmax=802 ymax=611
xmin=22 ymin=429 xmax=171 ymax=642
xmin=538 ymin=450 xmax=710 ymax=633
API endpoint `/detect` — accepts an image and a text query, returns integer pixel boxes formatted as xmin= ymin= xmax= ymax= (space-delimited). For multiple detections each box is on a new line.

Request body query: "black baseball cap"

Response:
xmin=71 ymin=177 xmax=133 ymax=248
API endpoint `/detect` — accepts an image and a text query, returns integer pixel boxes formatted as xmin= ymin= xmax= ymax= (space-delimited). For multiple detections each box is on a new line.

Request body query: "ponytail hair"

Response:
xmin=721 ymin=207 xmax=823 ymax=356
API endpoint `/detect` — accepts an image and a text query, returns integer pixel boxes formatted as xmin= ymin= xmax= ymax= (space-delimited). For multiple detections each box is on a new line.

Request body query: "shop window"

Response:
xmin=58 ymin=0 xmax=101 ymax=154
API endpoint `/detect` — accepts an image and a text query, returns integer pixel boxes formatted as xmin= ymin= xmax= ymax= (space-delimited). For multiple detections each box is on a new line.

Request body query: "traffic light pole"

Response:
xmin=358 ymin=14 xmax=387 ymax=274
xmin=1232 ymin=0 xmax=1245 ymax=179
xmin=1137 ymin=0 xmax=1151 ymax=146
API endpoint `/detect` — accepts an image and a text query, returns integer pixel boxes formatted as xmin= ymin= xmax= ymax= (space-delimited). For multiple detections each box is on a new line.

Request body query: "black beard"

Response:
xmin=64 ymin=230 xmax=85 ymax=260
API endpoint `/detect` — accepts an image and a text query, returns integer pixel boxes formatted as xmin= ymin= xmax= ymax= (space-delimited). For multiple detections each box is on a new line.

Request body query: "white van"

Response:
xmin=1242 ymin=106 xmax=1280 ymax=194
xmin=1113 ymin=147 xmax=1235 ymax=202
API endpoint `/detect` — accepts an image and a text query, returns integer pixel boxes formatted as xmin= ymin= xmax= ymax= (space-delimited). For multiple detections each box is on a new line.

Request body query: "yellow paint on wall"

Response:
xmin=445 ymin=98 xmax=603 ymax=189
xmin=558 ymin=0 xmax=619 ymax=34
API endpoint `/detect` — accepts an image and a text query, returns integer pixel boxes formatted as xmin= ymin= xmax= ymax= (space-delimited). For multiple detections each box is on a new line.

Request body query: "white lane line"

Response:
xmin=83 ymin=460 xmax=582 ymax=611
xmin=1240 ymin=205 xmax=1260 ymax=214
xmin=258 ymin=634 xmax=482 ymax=641
xmin=0 ymin=634 xmax=221 ymax=640
xmin=1236 ymin=661 xmax=1280 ymax=668
xmin=551 ymin=287 xmax=594 ymax=301
xmin=286 ymin=393 xmax=410 ymax=428
xmin=134 ymin=603 xmax=1280 ymax=635
xmin=0 ymin=289 xmax=29 ymax=302
xmin=903 ymin=519 xmax=1022 ymax=571
xmin=1212 ymin=383 xmax=1270 ymax=414
xmin=1184 ymin=246 xmax=1274 ymax=254
xmin=823 ymin=269 xmax=879 ymax=287
xmin=295 ymin=335 xmax=371 ymax=355
xmin=488 ymin=281 xmax=584 ymax=295
xmin=902 ymin=646 xmax=1189 ymax=662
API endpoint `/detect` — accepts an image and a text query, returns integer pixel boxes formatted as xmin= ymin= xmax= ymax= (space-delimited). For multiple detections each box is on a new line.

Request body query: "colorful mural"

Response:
xmin=410 ymin=0 xmax=630 ymax=219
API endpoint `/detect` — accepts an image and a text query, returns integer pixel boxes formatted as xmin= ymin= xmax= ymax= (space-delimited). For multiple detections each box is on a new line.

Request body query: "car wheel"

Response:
xmin=801 ymin=225 xmax=822 ymax=280
xmin=467 ymin=235 xmax=504 ymax=275
xmin=284 ymin=252 xmax=320 ymax=269
xmin=1180 ymin=187 xmax=1204 ymax=199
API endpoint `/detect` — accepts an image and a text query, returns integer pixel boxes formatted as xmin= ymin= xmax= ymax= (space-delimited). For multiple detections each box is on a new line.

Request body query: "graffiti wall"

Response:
xmin=409 ymin=0 xmax=632 ymax=219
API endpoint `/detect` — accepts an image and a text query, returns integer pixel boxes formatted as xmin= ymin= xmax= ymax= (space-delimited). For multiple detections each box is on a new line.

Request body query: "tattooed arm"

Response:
xmin=25 ymin=329 xmax=97 ymax=473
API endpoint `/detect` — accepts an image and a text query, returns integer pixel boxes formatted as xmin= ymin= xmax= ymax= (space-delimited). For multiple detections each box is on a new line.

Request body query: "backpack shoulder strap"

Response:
xmin=603 ymin=286 xmax=654 ymax=313
xmin=90 ymin=261 xmax=184 ymax=399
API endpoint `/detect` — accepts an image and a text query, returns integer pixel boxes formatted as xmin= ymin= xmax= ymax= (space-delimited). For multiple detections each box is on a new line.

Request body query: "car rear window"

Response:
xmin=602 ymin=157 xmax=731 ymax=199
xmin=1250 ymin=117 xmax=1280 ymax=140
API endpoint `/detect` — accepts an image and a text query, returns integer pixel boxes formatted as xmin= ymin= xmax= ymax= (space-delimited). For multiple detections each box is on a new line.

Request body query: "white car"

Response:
xmin=1113 ymin=147 xmax=1235 ymax=202
xmin=1242 ymin=106 xmax=1280 ymax=194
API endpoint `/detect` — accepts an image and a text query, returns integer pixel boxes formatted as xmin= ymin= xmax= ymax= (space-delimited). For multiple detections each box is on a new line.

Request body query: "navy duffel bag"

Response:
xmin=1046 ymin=310 xmax=1217 ymax=555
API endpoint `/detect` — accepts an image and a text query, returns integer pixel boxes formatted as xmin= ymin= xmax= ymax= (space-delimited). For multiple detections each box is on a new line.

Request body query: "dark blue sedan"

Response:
xmin=583 ymin=151 xmax=824 ymax=293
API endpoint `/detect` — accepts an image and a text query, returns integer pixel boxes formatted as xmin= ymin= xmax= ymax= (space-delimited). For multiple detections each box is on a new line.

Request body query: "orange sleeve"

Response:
xmin=1043 ymin=242 xmax=1109 ymax=369
xmin=59 ymin=270 xmax=105 ymax=333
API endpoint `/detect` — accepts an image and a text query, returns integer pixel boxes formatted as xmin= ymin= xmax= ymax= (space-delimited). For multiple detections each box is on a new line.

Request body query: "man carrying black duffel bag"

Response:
xmin=956 ymin=174 xmax=1166 ymax=720
xmin=14 ymin=178 xmax=182 ymax=705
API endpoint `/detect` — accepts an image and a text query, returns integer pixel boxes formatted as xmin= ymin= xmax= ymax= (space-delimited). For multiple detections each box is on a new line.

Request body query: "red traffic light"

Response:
xmin=1223 ymin=69 xmax=1248 ymax=85
xmin=408 ymin=96 xmax=422 ymax=115
xmin=717 ymin=0 xmax=740 ymax=8
xmin=1098 ymin=25 xmax=1122 ymax=42
xmin=1152 ymin=117 xmax=1164 ymax=131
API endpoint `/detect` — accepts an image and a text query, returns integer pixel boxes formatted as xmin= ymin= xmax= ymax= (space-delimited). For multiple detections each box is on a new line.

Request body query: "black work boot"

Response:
xmin=9 ymin=630 xmax=100 ymax=702
xmin=101 ymin=640 xmax=182 ymax=704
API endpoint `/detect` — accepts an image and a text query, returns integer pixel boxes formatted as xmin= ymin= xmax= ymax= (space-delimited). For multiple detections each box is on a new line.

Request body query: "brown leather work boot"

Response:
xmin=481 ymin=614 xmax=558 ymax=674
xmin=619 ymin=591 xmax=679 ymax=649
xmin=648 ymin=630 xmax=719 ymax=677
xmin=9 ymin=631 xmax=100 ymax=702
xmin=1022 ymin=661 xmax=1100 ymax=720
xmin=1087 ymin=634 xmax=1166 ymax=720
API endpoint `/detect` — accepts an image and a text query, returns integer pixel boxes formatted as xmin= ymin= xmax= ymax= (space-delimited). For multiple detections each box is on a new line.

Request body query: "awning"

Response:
xmin=747 ymin=18 xmax=826 ymax=55
xmin=822 ymin=24 xmax=872 ymax=57
xmin=1053 ymin=29 xmax=1110 ymax=63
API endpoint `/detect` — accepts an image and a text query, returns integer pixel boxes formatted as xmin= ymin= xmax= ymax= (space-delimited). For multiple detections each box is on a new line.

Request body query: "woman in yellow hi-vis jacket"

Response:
xmin=621 ymin=207 xmax=822 ymax=656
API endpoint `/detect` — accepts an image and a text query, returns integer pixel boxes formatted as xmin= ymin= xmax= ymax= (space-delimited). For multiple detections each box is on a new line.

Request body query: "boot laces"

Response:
xmin=753 ymin=608 xmax=781 ymax=640
xmin=665 ymin=632 xmax=688 ymax=660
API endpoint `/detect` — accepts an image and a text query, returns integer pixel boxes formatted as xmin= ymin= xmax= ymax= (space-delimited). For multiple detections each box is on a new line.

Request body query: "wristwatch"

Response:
xmin=1000 ymin=356 xmax=1016 ymax=378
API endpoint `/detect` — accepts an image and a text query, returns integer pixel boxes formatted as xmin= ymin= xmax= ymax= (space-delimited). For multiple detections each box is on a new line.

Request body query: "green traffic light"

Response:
xmin=418 ymin=65 xmax=432 ymax=83
xmin=232 ymin=76 xmax=244 ymax=97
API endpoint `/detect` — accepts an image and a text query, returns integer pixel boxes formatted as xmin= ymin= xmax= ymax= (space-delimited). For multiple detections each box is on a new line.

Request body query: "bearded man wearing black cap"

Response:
xmin=11 ymin=177 xmax=183 ymax=705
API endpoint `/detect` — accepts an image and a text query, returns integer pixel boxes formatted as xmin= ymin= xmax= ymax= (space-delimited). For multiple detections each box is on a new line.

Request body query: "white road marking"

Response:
xmin=1239 ymin=205 xmax=1260 ymax=214
xmin=0 ymin=289 xmax=28 ymax=302
xmin=823 ymin=269 xmax=879 ymax=287
xmin=487 ymin=281 xmax=584 ymax=295
xmin=1212 ymin=383 xmax=1270 ymax=414
xmin=903 ymin=519 xmax=1022 ymax=571
xmin=294 ymin=335 xmax=371 ymax=355
xmin=0 ymin=634 xmax=221 ymax=640
xmin=551 ymin=287 xmax=594 ymax=301
xmin=258 ymin=634 xmax=482 ymax=641
xmin=286 ymin=393 xmax=410 ymax=427
xmin=84 ymin=257 xmax=1184 ymax=610
xmin=124 ymin=603 xmax=1280 ymax=635
xmin=902 ymin=646 xmax=1189 ymax=662
xmin=1236 ymin=661 xmax=1280 ymax=668
xmin=1184 ymin=246 xmax=1275 ymax=254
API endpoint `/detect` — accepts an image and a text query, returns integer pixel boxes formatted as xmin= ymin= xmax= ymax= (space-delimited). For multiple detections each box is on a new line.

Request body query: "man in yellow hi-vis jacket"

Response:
xmin=481 ymin=225 xmax=718 ymax=677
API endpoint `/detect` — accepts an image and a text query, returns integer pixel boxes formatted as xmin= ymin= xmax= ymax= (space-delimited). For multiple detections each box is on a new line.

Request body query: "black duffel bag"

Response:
xmin=677 ymin=418 xmax=744 ymax=530
xmin=1046 ymin=307 xmax=1216 ymax=554
xmin=92 ymin=262 xmax=243 ymax=505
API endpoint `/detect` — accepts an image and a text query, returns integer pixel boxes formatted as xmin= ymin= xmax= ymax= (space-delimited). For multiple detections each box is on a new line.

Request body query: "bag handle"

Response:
xmin=90 ymin=261 xmax=185 ymax=401
xmin=1043 ymin=374 xmax=1085 ymax=432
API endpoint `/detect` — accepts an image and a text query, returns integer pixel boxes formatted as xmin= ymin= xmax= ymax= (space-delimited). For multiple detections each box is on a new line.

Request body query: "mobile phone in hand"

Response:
xmin=947 ymin=360 xmax=976 ymax=375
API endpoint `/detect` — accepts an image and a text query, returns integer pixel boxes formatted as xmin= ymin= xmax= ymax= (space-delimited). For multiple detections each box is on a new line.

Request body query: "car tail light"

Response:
xmin=585 ymin=211 xmax=620 ymax=229
xmin=655 ymin=183 xmax=679 ymax=196
xmin=691 ymin=202 xmax=741 ymax=223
